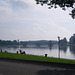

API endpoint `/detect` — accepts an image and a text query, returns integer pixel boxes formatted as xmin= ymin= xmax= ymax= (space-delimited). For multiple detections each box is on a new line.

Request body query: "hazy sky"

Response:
xmin=0 ymin=0 xmax=75 ymax=41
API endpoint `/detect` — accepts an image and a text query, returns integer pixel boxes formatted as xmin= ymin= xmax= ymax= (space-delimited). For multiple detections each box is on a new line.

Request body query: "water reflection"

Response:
xmin=70 ymin=46 xmax=75 ymax=55
xmin=0 ymin=45 xmax=75 ymax=60
xmin=0 ymin=45 xmax=18 ymax=49
xmin=59 ymin=45 xmax=67 ymax=53
xmin=49 ymin=46 xmax=52 ymax=50
xmin=0 ymin=45 xmax=19 ymax=53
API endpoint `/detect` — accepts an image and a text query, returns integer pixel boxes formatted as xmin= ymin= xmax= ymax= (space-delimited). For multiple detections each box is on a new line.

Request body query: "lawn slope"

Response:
xmin=0 ymin=52 xmax=75 ymax=64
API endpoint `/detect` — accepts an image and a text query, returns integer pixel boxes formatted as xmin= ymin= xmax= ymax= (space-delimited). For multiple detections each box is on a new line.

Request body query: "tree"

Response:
xmin=69 ymin=34 xmax=75 ymax=45
xmin=60 ymin=37 xmax=68 ymax=46
xmin=35 ymin=0 xmax=75 ymax=19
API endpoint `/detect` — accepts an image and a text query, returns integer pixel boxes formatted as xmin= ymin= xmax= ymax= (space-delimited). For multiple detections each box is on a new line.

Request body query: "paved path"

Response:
xmin=0 ymin=59 xmax=75 ymax=75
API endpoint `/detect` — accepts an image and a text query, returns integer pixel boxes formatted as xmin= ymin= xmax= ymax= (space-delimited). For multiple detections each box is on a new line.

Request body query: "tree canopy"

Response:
xmin=35 ymin=0 xmax=75 ymax=19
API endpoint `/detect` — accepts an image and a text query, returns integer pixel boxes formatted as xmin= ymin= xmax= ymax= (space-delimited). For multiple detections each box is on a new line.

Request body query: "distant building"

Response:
xmin=69 ymin=34 xmax=75 ymax=45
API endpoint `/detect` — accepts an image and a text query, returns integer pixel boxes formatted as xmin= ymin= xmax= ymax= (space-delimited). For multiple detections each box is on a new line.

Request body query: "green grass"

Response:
xmin=0 ymin=52 xmax=75 ymax=64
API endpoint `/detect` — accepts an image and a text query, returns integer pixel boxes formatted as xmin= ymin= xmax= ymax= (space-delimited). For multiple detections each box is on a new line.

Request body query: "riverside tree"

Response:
xmin=35 ymin=0 xmax=75 ymax=19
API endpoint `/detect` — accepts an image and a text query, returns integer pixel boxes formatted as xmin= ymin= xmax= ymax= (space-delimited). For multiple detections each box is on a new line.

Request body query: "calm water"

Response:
xmin=0 ymin=45 xmax=75 ymax=60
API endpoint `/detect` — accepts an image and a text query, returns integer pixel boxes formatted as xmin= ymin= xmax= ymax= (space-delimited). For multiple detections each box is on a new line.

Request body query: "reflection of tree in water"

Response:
xmin=3 ymin=45 xmax=18 ymax=49
xmin=49 ymin=46 xmax=52 ymax=50
xmin=49 ymin=44 xmax=67 ymax=53
xmin=59 ymin=45 xmax=67 ymax=53
xmin=48 ymin=40 xmax=54 ymax=50
xmin=70 ymin=46 xmax=75 ymax=55
xmin=0 ymin=45 xmax=19 ymax=52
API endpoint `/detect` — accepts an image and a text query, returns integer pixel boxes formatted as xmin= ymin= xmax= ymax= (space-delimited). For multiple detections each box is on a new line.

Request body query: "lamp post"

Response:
xmin=58 ymin=36 xmax=60 ymax=58
xmin=17 ymin=39 xmax=20 ymax=50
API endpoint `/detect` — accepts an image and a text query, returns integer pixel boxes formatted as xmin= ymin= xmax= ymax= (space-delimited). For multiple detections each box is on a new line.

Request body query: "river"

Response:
xmin=0 ymin=45 xmax=75 ymax=60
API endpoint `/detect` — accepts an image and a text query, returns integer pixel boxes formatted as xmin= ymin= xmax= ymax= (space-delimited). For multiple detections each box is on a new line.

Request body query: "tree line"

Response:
xmin=0 ymin=40 xmax=18 ymax=45
xmin=0 ymin=40 xmax=58 ymax=46
xmin=0 ymin=39 xmax=69 ymax=47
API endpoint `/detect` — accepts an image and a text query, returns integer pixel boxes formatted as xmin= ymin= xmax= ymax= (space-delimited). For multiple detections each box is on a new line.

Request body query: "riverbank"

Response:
xmin=0 ymin=52 xmax=75 ymax=65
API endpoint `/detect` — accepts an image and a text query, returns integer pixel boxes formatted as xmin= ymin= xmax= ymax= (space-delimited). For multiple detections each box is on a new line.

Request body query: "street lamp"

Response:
xmin=17 ymin=39 xmax=20 ymax=50
xmin=58 ymin=36 xmax=60 ymax=58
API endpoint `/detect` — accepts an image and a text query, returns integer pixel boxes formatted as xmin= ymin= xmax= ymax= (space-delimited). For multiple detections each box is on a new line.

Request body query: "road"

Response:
xmin=0 ymin=59 xmax=75 ymax=75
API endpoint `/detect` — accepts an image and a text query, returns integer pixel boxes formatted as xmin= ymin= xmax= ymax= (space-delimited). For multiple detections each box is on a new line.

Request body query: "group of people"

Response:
xmin=0 ymin=49 xmax=26 ymax=55
xmin=17 ymin=49 xmax=26 ymax=55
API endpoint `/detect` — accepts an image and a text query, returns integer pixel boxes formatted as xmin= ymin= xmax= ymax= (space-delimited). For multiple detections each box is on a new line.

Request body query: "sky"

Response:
xmin=0 ymin=0 xmax=75 ymax=41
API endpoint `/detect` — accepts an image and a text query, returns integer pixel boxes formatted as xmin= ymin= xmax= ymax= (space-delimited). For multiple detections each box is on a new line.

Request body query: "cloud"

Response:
xmin=31 ymin=19 xmax=71 ymax=40
xmin=0 ymin=0 xmax=74 ymax=41
xmin=9 ymin=0 xmax=30 ymax=10
xmin=0 ymin=0 xmax=36 ymax=21
xmin=0 ymin=0 xmax=35 ymax=11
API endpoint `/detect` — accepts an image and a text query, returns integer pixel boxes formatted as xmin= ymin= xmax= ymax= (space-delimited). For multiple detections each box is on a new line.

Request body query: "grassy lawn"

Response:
xmin=0 ymin=52 xmax=75 ymax=64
